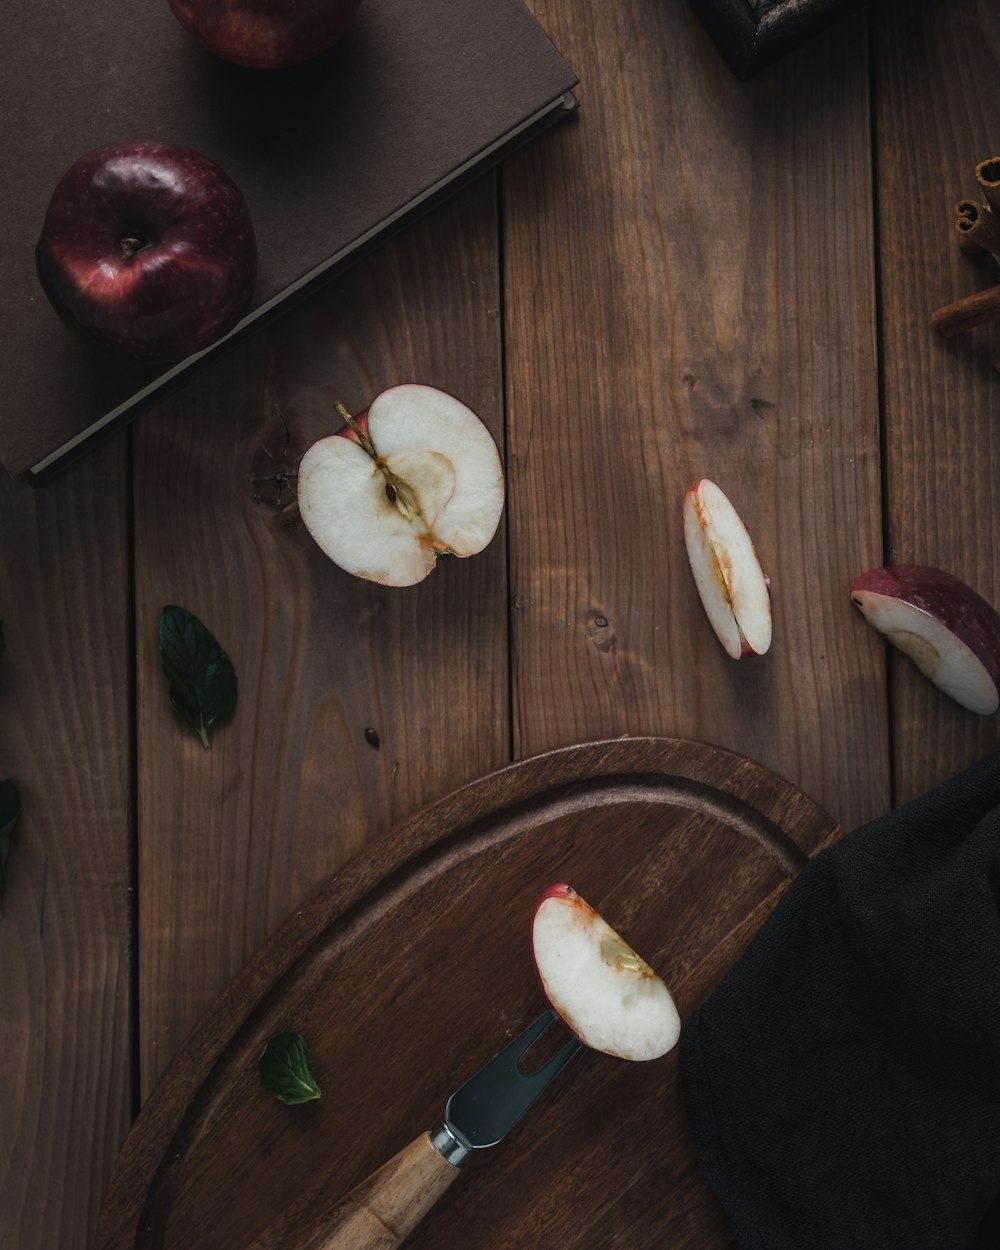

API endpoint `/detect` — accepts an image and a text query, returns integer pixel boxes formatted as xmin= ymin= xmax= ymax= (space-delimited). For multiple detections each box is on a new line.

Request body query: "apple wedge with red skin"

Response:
xmin=35 ymin=141 xmax=256 ymax=363
xmin=531 ymin=884 xmax=680 ymax=1062
xmin=851 ymin=565 xmax=1000 ymax=715
xmin=683 ymin=479 xmax=772 ymax=659
xmin=297 ymin=384 xmax=505 ymax=587
xmin=168 ymin=0 xmax=362 ymax=69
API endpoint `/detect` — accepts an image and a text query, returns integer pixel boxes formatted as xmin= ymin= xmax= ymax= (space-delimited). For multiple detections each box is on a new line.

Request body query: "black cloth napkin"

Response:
xmin=679 ymin=752 xmax=1000 ymax=1249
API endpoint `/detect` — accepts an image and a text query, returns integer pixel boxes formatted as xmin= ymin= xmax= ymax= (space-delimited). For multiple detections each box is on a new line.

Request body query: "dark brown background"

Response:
xmin=2 ymin=0 xmax=999 ymax=1246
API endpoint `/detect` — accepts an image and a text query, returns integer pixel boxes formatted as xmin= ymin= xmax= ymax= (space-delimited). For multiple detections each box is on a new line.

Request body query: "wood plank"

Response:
xmin=505 ymin=2 xmax=888 ymax=831
xmin=874 ymin=0 xmax=1000 ymax=803
xmin=0 ymin=444 xmax=132 ymax=1250
xmin=133 ymin=179 xmax=508 ymax=1097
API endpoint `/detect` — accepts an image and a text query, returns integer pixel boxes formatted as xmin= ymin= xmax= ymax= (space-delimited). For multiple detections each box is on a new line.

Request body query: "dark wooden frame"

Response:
xmin=687 ymin=0 xmax=865 ymax=77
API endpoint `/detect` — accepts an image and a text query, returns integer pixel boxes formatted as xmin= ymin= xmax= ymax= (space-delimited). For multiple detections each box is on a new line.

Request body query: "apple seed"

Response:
xmin=600 ymin=933 xmax=645 ymax=974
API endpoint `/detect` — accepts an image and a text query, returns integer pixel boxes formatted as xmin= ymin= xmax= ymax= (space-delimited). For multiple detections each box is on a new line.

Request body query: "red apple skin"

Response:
xmin=168 ymin=0 xmax=362 ymax=69
xmin=535 ymin=883 xmax=576 ymax=912
xmin=851 ymin=565 xmax=1000 ymax=687
xmin=36 ymin=142 xmax=256 ymax=364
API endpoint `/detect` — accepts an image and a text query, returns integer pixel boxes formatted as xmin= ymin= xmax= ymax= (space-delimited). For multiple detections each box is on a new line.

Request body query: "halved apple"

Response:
xmin=851 ymin=565 xmax=1000 ymax=714
xmin=683 ymin=479 xmax=772 ymax=659
xmin=531 ymin=884 xmax=680 ymax=1062
xmin=298 ymin=384 xmax=505 ymax=586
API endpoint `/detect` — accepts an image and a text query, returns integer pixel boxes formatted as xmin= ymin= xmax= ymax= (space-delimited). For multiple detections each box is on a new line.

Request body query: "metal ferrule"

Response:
xmin=430 ymin=1122 xmax=471 ymax=1167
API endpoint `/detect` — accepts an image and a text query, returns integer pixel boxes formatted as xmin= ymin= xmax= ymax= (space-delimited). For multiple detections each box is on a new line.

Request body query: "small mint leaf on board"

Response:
xmin=0 ymin=779 xmax=22 ymax=919
xmin=259 ymin=1033 xmax=322 ymax=1105
xmin=158 ymin=606 xmax=237 ymax=749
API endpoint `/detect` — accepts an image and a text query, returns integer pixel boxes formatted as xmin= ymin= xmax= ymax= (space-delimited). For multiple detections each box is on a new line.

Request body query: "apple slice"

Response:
xmin=531 ymin=884 xmax=680 ymax=1062
xmin=851 ymin=565 xmax=1000 ymax=715
xmin=298 ymin=384 xmax=504 ymax=587
xmin=683 ymin=479 xmax=772 ymax=659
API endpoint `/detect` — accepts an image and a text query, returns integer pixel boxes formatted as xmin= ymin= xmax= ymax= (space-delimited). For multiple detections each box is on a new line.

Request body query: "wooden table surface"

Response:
xmin=2 ymin=0 xmax=998 ymax=1246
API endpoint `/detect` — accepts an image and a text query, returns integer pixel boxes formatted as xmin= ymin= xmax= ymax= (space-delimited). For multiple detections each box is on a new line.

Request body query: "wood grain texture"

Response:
xmin=132 ymin=179 xmax=508 ymax=1097
xmin=874 ymin=0 xmax=1000 ymax=803
xmin=296 ymin=1133 xmax=459 ymax=1250
xmin=95 ymin=738 xmax=838 ymax=1250
xmin=0 ymin=444 xmax=132 ymax=1250
xmin=8 ymin=4 xmax=1000 ymax=1247
xmin=505 ymin=0 xmax=888 ymax=831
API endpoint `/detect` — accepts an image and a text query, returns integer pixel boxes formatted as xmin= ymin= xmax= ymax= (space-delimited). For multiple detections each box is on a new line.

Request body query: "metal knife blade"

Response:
xmin=430 ymin=1011 xmax=581 ymax=1165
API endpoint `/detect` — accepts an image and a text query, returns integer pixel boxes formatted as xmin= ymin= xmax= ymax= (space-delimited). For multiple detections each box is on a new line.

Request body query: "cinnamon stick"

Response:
xmin=954 ymin=199 xmax=1000 ymax=257
xmin=931 ymin=283 xmax=1000 ymax=337
xmin=931 ymin=158 xmax=1000 ymax=368
xmin=975 ymin=157 xmax=1000 ymax=217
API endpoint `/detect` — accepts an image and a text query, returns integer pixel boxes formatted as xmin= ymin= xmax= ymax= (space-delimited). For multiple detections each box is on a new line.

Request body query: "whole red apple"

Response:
xmin=168 ymin=0 xmax=363 ymax=69
xmin=35 ymin=141 xmax=257 ymax=364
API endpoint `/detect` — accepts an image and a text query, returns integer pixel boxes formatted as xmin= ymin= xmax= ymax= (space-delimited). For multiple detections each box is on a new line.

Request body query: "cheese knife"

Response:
xmin=311 ymin=1011 xmax=580 ymax=1250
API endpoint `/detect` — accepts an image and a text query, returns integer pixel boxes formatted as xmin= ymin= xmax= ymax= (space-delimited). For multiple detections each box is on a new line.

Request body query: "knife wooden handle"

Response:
xmin=310 ymin=1132 xmax=459 ymax=1250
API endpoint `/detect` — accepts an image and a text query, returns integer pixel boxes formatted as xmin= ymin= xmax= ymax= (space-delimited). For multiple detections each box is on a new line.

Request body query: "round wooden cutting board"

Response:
xmin=95 ymin=737 xmax=840 ymax=1250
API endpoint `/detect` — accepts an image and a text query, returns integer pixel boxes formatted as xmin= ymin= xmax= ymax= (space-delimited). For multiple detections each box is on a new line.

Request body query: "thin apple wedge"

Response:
xmin=851 ymin=565 xmax=1000 ymax=714
xmin=684 ymin=479 xmax=772 ymax=659
xmin=298 ymin=384 xmax=504 ymax=587
xmin=531 ymin=884 xmax=680 ymax=1062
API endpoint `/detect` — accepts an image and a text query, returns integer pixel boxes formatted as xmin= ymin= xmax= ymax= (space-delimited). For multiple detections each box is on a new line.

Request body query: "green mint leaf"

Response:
xmin=158 ymin=606 xmax=237 ymax=749
xmin=259 ymin=1033 xmax=322 ymax=1105
xmin=0 ymin=779 xmax=22 ymax=919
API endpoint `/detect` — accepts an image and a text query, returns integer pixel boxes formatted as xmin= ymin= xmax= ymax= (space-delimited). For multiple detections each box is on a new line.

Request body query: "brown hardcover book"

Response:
xmin=0 ymin=0 xmax=577 ymax=479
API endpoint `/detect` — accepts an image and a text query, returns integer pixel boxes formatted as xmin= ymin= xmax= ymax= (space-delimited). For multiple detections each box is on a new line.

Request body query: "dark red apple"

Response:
xmin=168 ymin=0 xmax=362 ymax=69
xmin=35 ymin=141 xmax=256 ymax=364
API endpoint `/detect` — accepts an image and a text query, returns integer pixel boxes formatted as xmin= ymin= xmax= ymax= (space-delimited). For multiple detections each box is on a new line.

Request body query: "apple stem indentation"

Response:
xmin=335 ymin=401 xmax=376 ymax=457
xmin=120 ymin=236 xmax=148 ymax=258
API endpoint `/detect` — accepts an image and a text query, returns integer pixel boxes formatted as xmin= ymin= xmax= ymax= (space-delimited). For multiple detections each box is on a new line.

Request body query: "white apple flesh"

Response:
xmin=851 ymin=565 xmax=1000 ymax=715
xmin=531 ymin=883 xmax=680 ymax=1062
xmin=298 ymin=384 xmax=504 ymax=587
xmin=683 ymin=479 xmax=772 ymax=659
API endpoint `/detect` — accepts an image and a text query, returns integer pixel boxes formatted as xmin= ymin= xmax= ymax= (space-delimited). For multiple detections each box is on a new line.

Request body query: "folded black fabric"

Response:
xmin=679 ymin=752 xmax=1000 ymax=1249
